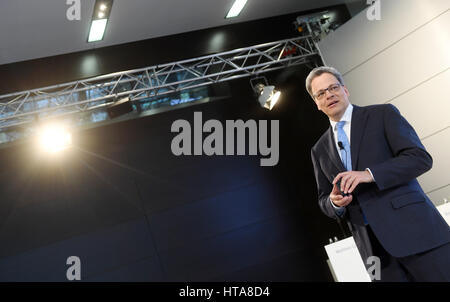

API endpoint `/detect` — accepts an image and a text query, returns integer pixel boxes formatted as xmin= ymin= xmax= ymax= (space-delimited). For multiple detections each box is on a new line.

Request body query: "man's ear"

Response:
xmin=343 ymin=86 xmax=350 ymax=98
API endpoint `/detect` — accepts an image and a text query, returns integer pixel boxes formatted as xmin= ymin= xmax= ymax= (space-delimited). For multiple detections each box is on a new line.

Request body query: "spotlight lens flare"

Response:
xmin=38 ymin=125 xmax=72 ymax=153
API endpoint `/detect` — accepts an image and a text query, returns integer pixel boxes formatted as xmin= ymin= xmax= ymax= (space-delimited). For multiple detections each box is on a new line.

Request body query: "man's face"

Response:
xmin=310 ymin=73 xmax=350 ymax=121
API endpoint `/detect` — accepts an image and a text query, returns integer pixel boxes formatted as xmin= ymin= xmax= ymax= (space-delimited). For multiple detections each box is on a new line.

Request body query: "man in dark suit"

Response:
xmin=307 ymin=66 xmax=450 ymax=281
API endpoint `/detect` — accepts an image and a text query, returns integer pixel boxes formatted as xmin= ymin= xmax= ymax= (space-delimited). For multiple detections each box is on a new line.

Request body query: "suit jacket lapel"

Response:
xmin=350 ymin=105 xmax=368 ymax=170
xmin=326 ymin=126 xmax=346 ymax=172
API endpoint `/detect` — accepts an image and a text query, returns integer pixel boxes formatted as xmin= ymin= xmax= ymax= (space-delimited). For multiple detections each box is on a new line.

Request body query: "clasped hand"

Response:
xmin=330 ymin=170 xmax=374 ymax=207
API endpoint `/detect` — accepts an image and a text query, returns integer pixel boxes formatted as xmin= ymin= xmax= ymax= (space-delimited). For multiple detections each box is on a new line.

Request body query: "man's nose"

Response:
xmin=326 ymin=89 xmax=335 ymax=99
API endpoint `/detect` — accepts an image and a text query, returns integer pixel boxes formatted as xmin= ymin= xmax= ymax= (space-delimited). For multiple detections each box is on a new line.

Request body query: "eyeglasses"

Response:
xmin=313 ymin=83 xmax=342 ymax=100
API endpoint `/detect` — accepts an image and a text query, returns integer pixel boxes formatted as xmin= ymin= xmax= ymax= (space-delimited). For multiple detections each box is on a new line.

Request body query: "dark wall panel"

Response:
xmin=210 ymin=247 xmax=332 ymax=282
xmin=0 ymin=65 xmax=340 ymax=281
xmin=0 ymin=218 xmax=160 ymax=281
xmin=159 ymin=213 xmax=314 ymax=282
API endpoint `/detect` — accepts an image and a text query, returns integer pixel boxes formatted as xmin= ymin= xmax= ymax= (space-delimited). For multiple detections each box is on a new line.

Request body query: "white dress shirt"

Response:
xmin=328 ymin=104 xmax=375 ymax=213
xmin=330 ymin=104 xmax=353 ymax=160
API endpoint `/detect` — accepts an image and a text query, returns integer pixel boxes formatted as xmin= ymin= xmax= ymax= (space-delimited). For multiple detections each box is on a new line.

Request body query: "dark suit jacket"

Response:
xmin=311 ymin=104 xmax=450 ymax=257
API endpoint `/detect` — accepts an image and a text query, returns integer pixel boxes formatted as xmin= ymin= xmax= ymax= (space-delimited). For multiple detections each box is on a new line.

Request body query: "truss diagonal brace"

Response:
xmin=0 ymin=35 xmax=321 ymax=129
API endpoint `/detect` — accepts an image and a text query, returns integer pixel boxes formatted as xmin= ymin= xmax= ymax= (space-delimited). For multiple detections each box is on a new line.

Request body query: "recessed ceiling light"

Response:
xmin=88 ymin=0 xmax=113 ymax=43
xmin=226 ymin=0 xmax=248 ymax=18
xmin=88 ymin=19 xmax=108 ymax=42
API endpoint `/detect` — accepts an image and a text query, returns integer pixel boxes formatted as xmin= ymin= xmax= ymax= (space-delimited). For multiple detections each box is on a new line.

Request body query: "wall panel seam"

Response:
xmin=426 ymin=183 xmax=450 ymax=196
xmin=420 ymin=125 xmax=450 ymax=141
xmin=383 ymin=67 xmax=449 ymax=106
xmin=342 ymin=9 xmax=449 ymax=76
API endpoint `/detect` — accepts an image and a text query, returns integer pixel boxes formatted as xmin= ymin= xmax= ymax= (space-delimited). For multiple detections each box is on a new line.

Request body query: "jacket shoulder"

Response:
xmin=311 ymin=128 xmax=331 ymax=153
xmin=357 ymin=103 xmax=397 ymax=114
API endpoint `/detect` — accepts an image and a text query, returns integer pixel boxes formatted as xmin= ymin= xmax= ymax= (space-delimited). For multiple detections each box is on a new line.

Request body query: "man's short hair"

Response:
xmin=305 ymin=66 xmax=345 ymax=98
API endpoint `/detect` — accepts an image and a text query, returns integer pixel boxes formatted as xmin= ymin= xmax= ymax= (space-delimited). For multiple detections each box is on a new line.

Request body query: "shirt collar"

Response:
xmin=330 ymin=103 xmax=353 ymax=131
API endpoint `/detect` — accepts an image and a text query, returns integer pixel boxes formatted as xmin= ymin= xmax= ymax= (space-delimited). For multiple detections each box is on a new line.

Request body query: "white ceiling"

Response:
xmin=0 ymin=0 xmax=353 ymax=65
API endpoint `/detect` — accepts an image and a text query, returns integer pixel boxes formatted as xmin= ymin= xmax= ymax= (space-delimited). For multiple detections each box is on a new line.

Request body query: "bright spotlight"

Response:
xmin=250 ymin=77 xmax=281 ymax=110
xmin=38 ymin=125 xmax=72 ymax=153
xmin=258 ymin=85 xmax=281 ymax=110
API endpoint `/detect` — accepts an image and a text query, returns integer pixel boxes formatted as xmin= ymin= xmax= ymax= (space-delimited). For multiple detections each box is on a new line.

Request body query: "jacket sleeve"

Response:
xmin=311 ymin=147 xmax=346 ymax=219
xmin=368 ymin=104 xmax=433 ymax=191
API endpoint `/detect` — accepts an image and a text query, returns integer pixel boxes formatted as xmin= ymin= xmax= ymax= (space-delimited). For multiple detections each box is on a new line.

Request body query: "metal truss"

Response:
xmin=0 ymin=34 xmax=321 ymax=130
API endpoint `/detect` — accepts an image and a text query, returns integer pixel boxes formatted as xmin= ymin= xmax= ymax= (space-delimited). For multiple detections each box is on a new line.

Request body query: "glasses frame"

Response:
xmin=313 ymin=83 xmax=342 ymax=100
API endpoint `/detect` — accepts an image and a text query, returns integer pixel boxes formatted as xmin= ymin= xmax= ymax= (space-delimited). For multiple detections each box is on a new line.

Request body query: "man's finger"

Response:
xmin=330 ymin=194 xmax=342 ymax=202
xmin=337 ymin=174 xmax=345 ymax=188
xmin=332 ymin=183 xmax=340 ymax=193
xmin=341 ymin=174 xmax=351 ymax=191
xmin=348 ymin=179 xmax=359 ymax=193
xmin=341 ymin=195 xmax=353 ymax=206
xmin=334 ymin=172 xmax=350 ymax=184
xmin=342 ymin=176 xmax=351 ymax=193
xmin=345 ymin=176 xmax=356 ymax=193
xmin=331 ymin=186 xmax=341 ymax=197
xmin=332 ymin=173 xmax=344 ymax=185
